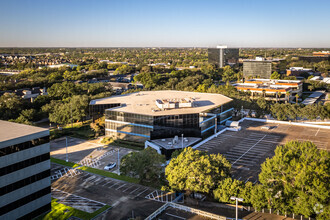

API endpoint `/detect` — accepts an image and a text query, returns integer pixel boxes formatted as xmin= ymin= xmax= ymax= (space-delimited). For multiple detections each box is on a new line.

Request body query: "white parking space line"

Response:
xmin=52 ymin=188 xmax=106 ymax=205
xmin=116 ymin=184 xmax=127 ymax=190
xmin=122 ymin=185 xmax=135 ymax=192
xmin=129 ymin=187 xmax=141 ymax=194
xmin=103 ymin=181 xmax=114 ymax=187
xmin=108 ymin=182 xmax=120 ymax=188
xmin=222 ymin=134 xmax=280 ymax=144
xmin=315 ymin=128 xmax=320 ymax=136
xmin=232 ymin=135 xmax=267 ymax=166
xmin=136 ymin=188 xmax=149 ymax=197
xmin=98 ymin=180 xmax=107 ymax=186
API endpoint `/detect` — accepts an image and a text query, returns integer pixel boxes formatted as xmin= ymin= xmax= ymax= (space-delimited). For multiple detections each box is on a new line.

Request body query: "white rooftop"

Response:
xmin=90 ymin=90 xmax=232 ymax=116
xmin=0 ymin=120 xmax=48 ymax=143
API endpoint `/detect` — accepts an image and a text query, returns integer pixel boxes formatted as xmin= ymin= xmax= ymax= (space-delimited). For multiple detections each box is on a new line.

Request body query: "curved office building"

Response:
xmin=90 ymin=90 xmax=233 ymax=143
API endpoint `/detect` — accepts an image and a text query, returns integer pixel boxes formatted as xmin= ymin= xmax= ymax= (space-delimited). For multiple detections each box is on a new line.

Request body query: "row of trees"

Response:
xmin=270 ymin=103 xmax=330 ymax=121
xmin=118 ymin=142 xmax=329 ymax=219
xmin=164 ymin=143 xmax=329 ymax=219
xmin=0 ymin=81 xmax=113 ymax=125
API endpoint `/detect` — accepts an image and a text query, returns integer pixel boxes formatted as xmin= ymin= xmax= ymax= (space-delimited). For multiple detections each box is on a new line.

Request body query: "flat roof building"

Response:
xmin=0 ymin=121 xmax=51 ymax=219
xmin=90 ymin=91 xmax=233 ymax=145
xmin=243 ymin=57 xmax=286 ymax=79
xmin=313 ymin=51 xmax=330 ymax=57
xmin=234 ymin=79 xmax=303 ymax=102
xmin=286 ymin=67 xmax=313 ymax=76
xmin=208 ymin=46 xmax=239 ymax=68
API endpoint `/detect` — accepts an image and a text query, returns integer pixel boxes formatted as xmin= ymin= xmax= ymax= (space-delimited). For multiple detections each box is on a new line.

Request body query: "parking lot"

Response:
xmin=50 ymin=136 xmax=136 ymax=173
xmin=198 ymin=120 xmax=330 ymax=183
xmin=52 ymin=188 xmax=106 ymax=213
xmin=51 ymin=163 xmax=167 ymax=219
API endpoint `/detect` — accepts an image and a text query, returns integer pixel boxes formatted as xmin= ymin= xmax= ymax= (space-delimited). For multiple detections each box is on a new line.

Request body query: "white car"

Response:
xmin=104 ymin=162 xmax=116 ymax=170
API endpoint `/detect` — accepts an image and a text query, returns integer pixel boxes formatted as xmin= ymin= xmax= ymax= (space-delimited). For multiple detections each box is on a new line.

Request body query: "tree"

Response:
xmin=90 ymin=116 xmax=105 ymax=137
xmin=222 ymin=66 xmax=236 ymax=82
xmin=250 ymin=184 xmax=268 ymax=211
xmin=14 ymin=109 xmax=37 ymax=125
xmin=165 ymin=147 xmax=231 ymax=194
xmin=48 ymin=81 xmax=80 ymax=100
xmin=213 ymin=178 xmax=242 ymax=203
xmin=258 ymin=141 xmax=330 ymax=217
xmin=114 ymin=64 xmax=133 ymax=75
xmin=270 ymin=71 xmax=281 ymax=79
xmin=120 ymin=147 xmax=165 ymax=184
xmin=0 ymin=93 xmax=23 ymax=120
xmin=295 ymin=94 xmax=299 ymax=104
xmin=49 ymin=95 xmax=89 ymax=125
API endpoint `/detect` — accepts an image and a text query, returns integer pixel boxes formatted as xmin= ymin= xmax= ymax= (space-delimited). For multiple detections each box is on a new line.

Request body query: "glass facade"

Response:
xmin=208 ymin=48 xmax=239 ymax=68
xmin=0 ymin=136 xmax=49 ymax=157
xmin=89 ymin=103 xmax=121 ymax=120
xmin=152 ymin=114 xmax=200 ymax=140
xmin=243 ymin=61 xmax=272 ymax=79
xmin=105 ymin=103 xmax=233 ymax=142
xmin=105 ymin=111 xmax=153 ymax=142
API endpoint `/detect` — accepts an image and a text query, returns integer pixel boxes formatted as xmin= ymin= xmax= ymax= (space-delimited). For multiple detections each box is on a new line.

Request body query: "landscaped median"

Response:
xmin=50 ymin=157 xmax=80 ymax=168
xmin=50 ymin=157 xmax=139 ymax=184
xmin=35 ymin=198 xmax=110 ymax=220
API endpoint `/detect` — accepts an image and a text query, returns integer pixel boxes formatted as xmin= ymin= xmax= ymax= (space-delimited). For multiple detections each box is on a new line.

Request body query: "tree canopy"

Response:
xmin=258 ymin=141 xmax=330 ymax=217
xmin=120 ymin=147 xmax=166 ymax=184
xmin=165 ymin=147 xmax=231 ymax=194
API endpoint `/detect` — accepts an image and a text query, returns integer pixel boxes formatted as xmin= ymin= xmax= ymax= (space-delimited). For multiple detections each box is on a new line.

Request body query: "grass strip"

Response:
xmin=35 ymin=198 xmax=110 ymax=220
xmin=50 ymin=157 xmax=80 ymax=168
xmin=78 ymin=166 xmax=139 ymax=184
xmin=50 ymin=157 xmax=139 ymax=183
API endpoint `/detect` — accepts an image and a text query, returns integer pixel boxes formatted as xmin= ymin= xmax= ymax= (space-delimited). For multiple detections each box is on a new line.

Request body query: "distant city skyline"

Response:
xmin=0 ymin=0 xmax=330 ymax=48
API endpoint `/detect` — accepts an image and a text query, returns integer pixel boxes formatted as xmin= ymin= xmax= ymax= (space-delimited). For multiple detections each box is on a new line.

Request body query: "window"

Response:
xmin=0 ymin=136 xmax=49 ymax=157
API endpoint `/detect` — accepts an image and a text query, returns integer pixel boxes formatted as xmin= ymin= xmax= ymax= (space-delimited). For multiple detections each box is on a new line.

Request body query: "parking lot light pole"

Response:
xmin=230 ymin=196 xmax=244 ymax=220
xmin=117 ymin=148 xmax=120 ymax=175
xmin=65 ymin=137 xmax=68 ymax=162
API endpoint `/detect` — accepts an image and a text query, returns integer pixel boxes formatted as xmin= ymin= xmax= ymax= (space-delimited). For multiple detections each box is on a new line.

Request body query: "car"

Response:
xmin=104 ymin=162 xmax=116 ymax=170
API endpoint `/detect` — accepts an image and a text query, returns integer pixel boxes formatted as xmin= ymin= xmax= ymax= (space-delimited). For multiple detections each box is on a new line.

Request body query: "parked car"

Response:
xmin=104 ymin=162 xmax=116 ymax=170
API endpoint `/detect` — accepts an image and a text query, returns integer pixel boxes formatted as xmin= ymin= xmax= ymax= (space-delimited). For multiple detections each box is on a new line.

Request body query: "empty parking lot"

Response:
xmin=51 ymin=163 xmax=168 ymax=219
xmin=198 ymin=120 xmax=330 ymax=183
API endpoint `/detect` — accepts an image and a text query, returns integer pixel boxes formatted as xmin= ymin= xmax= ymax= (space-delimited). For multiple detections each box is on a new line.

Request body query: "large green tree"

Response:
xmin=0 ymin=93 xmax=23 ymax=120
xmin=49 ymin=95 xmax=89 ymax=125
xmin=270 ymin=71 xmax=281 ymax=79
xmin=165 ymin=147 xmax=231 ymax=194
xmin=120 ymin=147 xmax=165 ymax=184
xmin=258 ymin=141 xmax=330 ymax=217
xmin=222 ymin=66 xmax=236 ymax=82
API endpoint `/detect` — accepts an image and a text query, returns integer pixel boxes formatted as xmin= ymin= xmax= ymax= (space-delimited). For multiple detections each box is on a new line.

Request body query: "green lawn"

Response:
xmin=35 ymin=198 xmax=110 ymax=220
xmin=78 ymin=166 xmax=139 ymax=183
xmin=50 ymin=157 xmax=139 ymax=184
xmin=50 ymin=157 xmax=80 ymax=168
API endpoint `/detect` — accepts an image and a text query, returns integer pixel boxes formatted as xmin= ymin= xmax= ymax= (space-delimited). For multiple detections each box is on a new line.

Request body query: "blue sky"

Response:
xmin=0 ymin=0 xmax=329 ymax=47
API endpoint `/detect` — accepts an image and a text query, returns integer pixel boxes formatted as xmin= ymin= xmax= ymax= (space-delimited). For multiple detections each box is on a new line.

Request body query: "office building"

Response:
xmin=298 ymin=56 xmax=330 ymax=62
xmin=286 ymin=67 xmax=313 ymax=76
xmin=0 ymin=121 xmax=50 ymax=220
xmin=243 ymin=57 xmax=272 ymax=78
xmin=90 ymin=91 xmax=233 ymax=143
xmin=233 ymin=79 xmax=303 ymax=102
xmin=313 ymin=51 xmax=330 ymax=57
xmin=243 ymin=57 xmax=286 ymax=79
xmin=208 ymin=45 xmax=239 ymax=68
